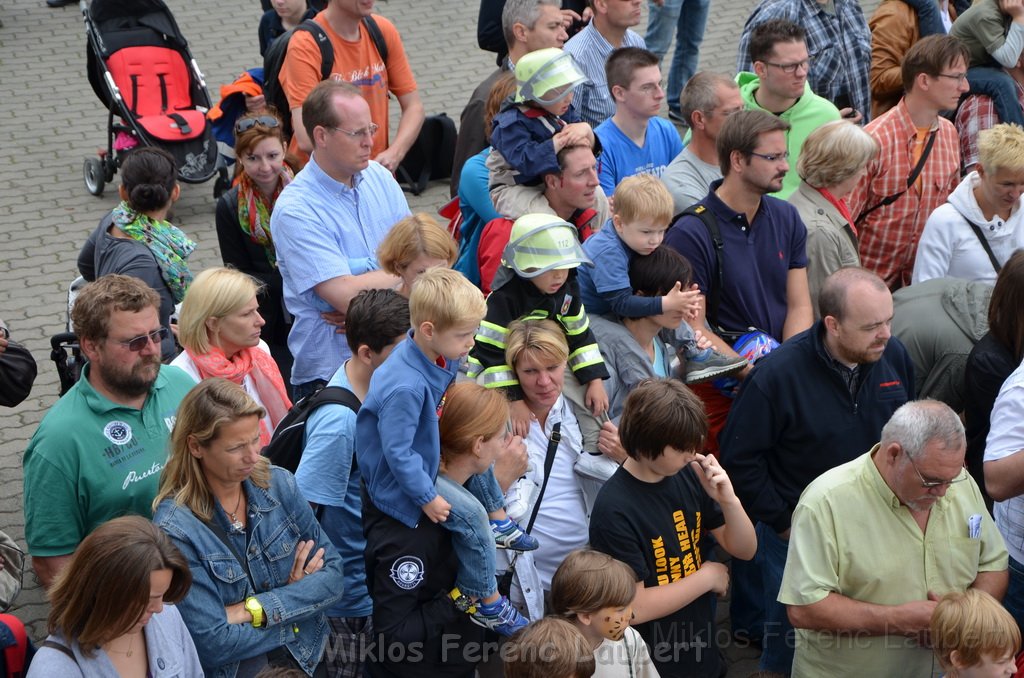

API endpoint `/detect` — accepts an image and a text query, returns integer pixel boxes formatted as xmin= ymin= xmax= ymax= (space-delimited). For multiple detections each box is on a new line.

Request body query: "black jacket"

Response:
xmin=965 ymin=332 xmax=1017 ymax=506
xmin=363 ymin=489 xmax=484 ymax=678
xmin=720 ymin=322 xmax=915 ymax=533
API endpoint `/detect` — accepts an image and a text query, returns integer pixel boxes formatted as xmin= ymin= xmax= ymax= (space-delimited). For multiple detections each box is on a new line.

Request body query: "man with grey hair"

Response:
xmin=721 ymin=266 xmax=914 ymax=674
xmin=450 ymin=0 xmax=569 ymax=195
xmin=780 ymin=400 xmax=1008 ymax=678
xmin=661 ymin=71 xmax=742 ymax=214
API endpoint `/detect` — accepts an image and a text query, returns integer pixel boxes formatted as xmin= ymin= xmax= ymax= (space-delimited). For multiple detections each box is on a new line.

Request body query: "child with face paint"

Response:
xmin=551 ymin=549 xmax=661 ymax=678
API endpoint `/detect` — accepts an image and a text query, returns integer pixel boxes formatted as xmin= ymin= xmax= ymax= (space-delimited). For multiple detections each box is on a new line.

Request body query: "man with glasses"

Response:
xmin=849 ymin=35 xmax=967 ymax=292
xmin=279 ymin=0 xmax=423 ymax=172
xmin=738 ymin=19 xmax=842 ymax=199
xmin=22 ymin=275 xmax=195 ymax=589
xmin=780 ymin=400 xmax=1007 ymax=677
xmin=720 ymin=267 xmax=914 ymax=674
xmin=272 ymin=81 xmax=409 ymax=399
xmin=736 ymin=0 xmax=872 ymax=124
xmin=662 ymin=71 xmax=742 ymax=214
xmin=594 ymin=46 xmax=682 ymax=195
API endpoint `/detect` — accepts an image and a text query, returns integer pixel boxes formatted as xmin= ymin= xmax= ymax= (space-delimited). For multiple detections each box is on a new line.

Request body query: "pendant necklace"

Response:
xmin=107 ymin=632 xmax=136 ymax=657
xmin=227 ymin=490 xmax=244 ymax=531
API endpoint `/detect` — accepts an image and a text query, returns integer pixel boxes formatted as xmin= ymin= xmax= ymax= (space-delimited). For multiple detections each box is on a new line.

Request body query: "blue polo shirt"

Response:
xmin=663 ymin=179 xmax=807 ymax=340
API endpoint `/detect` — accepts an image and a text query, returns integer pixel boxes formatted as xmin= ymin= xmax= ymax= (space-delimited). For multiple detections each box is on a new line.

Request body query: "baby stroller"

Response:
xmin=81 ymin=0 xmax=229 ymax=198
xmin=50 ymin=277 xmax=87 ymax=396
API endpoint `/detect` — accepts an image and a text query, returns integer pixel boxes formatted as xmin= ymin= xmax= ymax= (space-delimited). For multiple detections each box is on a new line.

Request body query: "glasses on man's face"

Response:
xmin=329 ymin=123 xmax=380 ymax=140
xmin=235 ymin=115 xmax=280 ymax=134
xmin=904 ymin=450 xmax=969 ymax=489
xmin=934 ymin=72 xmax=969 ymax=84
xmin=112 ymin=328 xmax=168 ymax=352
xmin=761 ymin=58 xmax=811 ymax=75
xmin=749 ymin=150 xmax=790 ymax=163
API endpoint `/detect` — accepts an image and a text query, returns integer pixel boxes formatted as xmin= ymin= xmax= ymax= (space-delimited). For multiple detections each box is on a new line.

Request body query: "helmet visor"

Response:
xmin=519 ymin=52 xmax=589 ymax=105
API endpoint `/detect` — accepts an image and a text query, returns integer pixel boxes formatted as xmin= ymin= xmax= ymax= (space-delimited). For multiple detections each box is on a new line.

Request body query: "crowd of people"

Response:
xmin=11 ymin=0 xmax=1024 ymax=675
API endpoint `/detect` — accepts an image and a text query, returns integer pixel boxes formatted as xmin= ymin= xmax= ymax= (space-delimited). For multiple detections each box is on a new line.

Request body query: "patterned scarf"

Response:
xmin=186 ymin=345 xmax=293 ymax=446
xmin=237 ymin=167 xmax=294 ymax=267
xmin=112 ymin=201 xmax=196 ymax=302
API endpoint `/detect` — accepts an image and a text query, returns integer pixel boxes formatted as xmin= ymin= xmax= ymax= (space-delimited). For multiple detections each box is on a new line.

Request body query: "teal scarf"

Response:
xmin=112 ymin=201 xmax=196 ymax=302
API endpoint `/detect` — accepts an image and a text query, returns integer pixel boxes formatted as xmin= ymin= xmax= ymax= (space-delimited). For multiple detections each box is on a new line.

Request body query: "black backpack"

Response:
xmin=262 ymin=16 xmax=388 ymax=142
xmin=396 ymin=113 xmax=457 ymax=195
xmin=263 ymin=386 xmax=361 ymax=473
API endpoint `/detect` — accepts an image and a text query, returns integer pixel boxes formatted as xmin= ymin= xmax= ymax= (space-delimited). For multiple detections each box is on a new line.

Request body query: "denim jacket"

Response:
xmin=154 ymin=467 xmax=344 ymax=678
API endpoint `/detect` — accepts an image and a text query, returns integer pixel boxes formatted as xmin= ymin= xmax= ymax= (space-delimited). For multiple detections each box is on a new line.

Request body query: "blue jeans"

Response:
xmin=965 ymin=66 xmax=1024 ymax=127
xmin=293 ymin=378 xmax=327 ymax=402
xmin=757 ymin=523 xmax=796 ymax=674
xmin=645 ymin=0 xmax=710 ymax=112
xmin=435 ymin=466 xmax=505 ymax=599
xmin=1003 ymin=554 xmax=1024 ymax=636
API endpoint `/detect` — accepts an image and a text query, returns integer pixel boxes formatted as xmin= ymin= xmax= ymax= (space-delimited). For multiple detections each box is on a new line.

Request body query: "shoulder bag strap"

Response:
xmin=963 ymin=217 xmax=1003 ymax=273
xmin=525 ymin=422 xmax=561 ymax=534
xmin=205 ymin=518 xmax=255 ymax=591
xmin=855 ymin=130 xmax=938 ymax=227
xmin=41 ymin=640 xmax=77 ymax=663
xmin=677 ymin=205 xmax=724 ymax=329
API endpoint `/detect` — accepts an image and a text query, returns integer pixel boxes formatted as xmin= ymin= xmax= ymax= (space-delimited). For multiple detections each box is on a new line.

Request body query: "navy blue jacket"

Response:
xmin=720 ymin=321 xmax=915 ymax=533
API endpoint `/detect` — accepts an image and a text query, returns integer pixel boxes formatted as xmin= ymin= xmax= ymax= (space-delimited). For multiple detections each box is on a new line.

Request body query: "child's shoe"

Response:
xmin=470 ymin=595 xmax=529 ymax=636
xmin=490 ymin=517 xmax=539 ymax=551
xmin=683 ymin=348 xmax=747 ymax=384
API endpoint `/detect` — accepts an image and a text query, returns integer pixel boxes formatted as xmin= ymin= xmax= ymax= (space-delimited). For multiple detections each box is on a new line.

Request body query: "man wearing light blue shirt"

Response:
xmin=564 ymin=0 xmax=646 ymax=127
xmin=272 ymin=80 xmax=410 ymax=397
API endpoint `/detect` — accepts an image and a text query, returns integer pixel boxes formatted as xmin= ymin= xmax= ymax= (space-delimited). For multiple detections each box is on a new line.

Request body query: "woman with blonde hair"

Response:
xmin=377 ymin=213 xmax=458 ymax=297
xmin=216 ymin=110 xmax=296 ymax=383
xmin=914 ymin=123 xmax=1024 ymax=285
xmin=28 ymin=516 xmax=201 ymax=677
xmin=172 ymin=266 xmax=291 ymax=445
xmin=788 ymin=120 xmax=879 ymax=316
xmin=153 ymin=378 xmax=342 ymax=677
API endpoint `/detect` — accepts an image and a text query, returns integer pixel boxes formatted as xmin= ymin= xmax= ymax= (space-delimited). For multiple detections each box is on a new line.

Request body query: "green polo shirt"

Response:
xmin=23 ymin=363 xmax=194 ymax=556
xmin=779 ymin=445 xmax=1007 ymax=678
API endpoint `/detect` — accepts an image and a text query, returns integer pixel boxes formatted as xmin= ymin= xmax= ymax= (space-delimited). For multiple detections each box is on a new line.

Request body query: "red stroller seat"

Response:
xmin=106 ymin=45 xmax=206 ymax=142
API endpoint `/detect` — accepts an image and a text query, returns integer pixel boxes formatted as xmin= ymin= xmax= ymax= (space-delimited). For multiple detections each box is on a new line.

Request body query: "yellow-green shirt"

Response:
xmin=779 ymin=445 xmax=1007 ymax=678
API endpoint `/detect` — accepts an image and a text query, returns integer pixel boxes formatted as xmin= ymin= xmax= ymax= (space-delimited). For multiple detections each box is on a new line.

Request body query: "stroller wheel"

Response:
xmin=83 ymin=157 xmax=105 ymax=196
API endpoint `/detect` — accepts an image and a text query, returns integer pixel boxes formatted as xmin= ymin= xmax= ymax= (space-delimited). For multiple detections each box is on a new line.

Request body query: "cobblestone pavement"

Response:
xmin=0 ymin=0 xmax=877 ymax=674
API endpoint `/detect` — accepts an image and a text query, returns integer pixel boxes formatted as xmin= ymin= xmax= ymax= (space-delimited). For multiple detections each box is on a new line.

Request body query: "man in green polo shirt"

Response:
xmin=780 ymin=400 xmax=1008 ymax=677
xmin=23 ymin=275 xmax=195 ymax=588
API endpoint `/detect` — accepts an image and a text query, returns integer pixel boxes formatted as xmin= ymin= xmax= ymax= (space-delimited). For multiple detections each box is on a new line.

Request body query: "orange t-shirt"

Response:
xmin=911 ymin=126 xmax=931 ymax=192
xmin=279 ymin=13 xmax=418 ymax=159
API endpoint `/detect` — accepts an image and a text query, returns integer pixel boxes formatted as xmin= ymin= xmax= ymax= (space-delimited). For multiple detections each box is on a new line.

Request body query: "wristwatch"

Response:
xmin=449 ymin=587 xmax=477 ymax=614
xmin=245 ymin=596 xmax=265 ymax=628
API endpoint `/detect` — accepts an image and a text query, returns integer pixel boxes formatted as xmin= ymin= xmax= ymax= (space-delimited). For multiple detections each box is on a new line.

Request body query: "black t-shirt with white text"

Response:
xmin=589 ymin=464 xmax=725 ymax=678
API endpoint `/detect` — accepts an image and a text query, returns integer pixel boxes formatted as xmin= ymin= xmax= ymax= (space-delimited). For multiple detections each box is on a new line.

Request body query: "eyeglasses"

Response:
xmin=761 ymin=58 xmax=811 ymax=75
xmin=112 ymin=327 xmax=168 ymax=352
xmin=749 ymin=150 xmax=790 ymax=162
xmin=329 ymin=123 xmax=380 ymax=140
xmin=904 ymin=450 xmax=969 ymax=489
xmin=235 ymin=115 xmax=280 ymax=134
xmin=934 ymin=72 xmax=969 ymax=84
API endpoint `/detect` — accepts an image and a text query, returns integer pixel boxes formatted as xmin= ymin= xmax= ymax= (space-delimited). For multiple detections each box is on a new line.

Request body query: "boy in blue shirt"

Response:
xmin=489 ymin=48 xmax=608 ymax=221
xmin=356 ymin=268 xmax=533 ymax=636
xmin=578 ymin=174 xmax=747 ymax=383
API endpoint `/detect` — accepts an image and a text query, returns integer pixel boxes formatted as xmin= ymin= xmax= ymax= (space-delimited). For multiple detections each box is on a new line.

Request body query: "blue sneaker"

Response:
xmin=471 ymin=595 xmax=529 ymax=636
xmin=490 ymin=518 xmax=539 ymax=551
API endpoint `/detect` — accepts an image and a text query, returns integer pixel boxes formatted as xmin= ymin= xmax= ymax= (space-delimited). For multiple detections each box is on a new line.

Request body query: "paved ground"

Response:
xmin=0 ymin=0 xmax=879 ymax=674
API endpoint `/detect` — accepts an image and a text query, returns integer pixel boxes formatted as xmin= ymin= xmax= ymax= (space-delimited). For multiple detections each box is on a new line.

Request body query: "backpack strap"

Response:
xmin=362 ymin=15 xmax=388 ymax=63
xmin=675 ymin=204 xmax=725 ymax=329
xmin=299 ymin=19 xmax=335 ymax=82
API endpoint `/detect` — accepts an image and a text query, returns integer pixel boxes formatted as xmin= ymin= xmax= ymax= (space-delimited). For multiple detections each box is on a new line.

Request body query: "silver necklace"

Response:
xmin=227 ymin=490 xmax=244 ymax=531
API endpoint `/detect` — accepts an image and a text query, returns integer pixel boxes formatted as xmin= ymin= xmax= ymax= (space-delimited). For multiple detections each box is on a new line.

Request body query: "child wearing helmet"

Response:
xmin=467 ymin=214 xmax=611 ymax=443
xmin=487 ymin=48 xmax=608 ymax=222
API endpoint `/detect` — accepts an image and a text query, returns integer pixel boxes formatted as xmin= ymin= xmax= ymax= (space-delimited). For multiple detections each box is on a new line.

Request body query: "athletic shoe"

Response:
xmin=490 ymin=518 xmax=539 ymax=551
xmin=471 ymin=595 xmax=529 ymax=636
xmin=684 ymin=349 xmax=748 ymax=384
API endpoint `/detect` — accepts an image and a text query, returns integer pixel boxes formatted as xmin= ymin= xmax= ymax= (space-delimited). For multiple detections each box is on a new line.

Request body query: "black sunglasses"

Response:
xmin=114 ymin=327 xmax=169 ymax=352
xmin=235 ymin=115 xmax=281 ymax=134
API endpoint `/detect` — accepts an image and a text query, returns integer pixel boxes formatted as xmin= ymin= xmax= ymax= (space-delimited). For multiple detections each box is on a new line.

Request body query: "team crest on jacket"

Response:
xmin=390 ymin=555 xmax=425 ymax=590
xmin=561 ymin=294 xmax=572 ymax=314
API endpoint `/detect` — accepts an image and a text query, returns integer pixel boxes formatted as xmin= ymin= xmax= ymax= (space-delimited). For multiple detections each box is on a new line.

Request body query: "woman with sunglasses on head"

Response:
xmin=153 ymin=378 xmax=342 ymax=678
xmin=27 ymin=516 xmax=202 ymax=678
xmin=172 ymin=267 xmax=292 ymax=446
xmin=216 ymin=111 xmax=297 ymax=388
xmin=79 ymin=147 xmax=195 ymax=362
